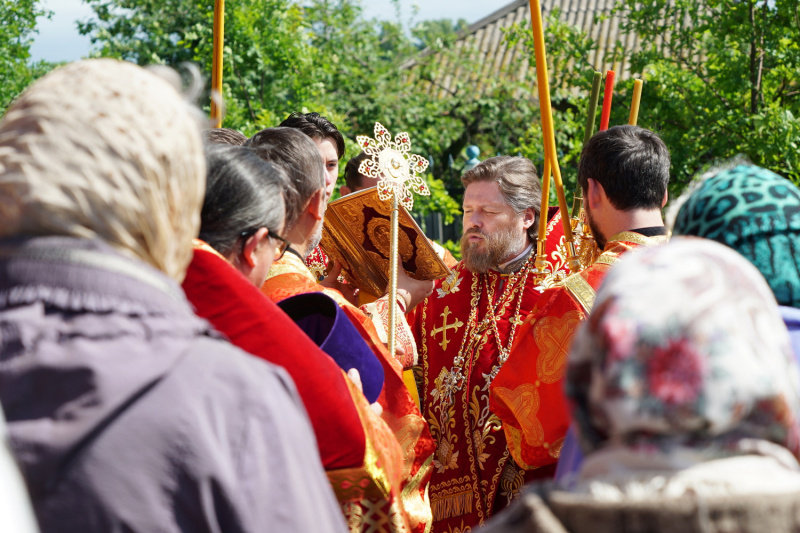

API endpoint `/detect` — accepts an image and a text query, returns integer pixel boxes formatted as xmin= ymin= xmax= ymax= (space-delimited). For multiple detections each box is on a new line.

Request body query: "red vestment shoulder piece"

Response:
xmin=409 ymin=210 xmax=569 ymax=532
xmin=490 ymin=231 xmax=669 ymax=470
xmin=261 ymin=252 xmax=436 ymax=533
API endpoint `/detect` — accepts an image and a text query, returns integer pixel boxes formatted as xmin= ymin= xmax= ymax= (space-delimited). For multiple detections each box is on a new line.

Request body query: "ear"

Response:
xmin=340 ymin=185 xmax=352 ymax=196
xmin=661 ymin=189 xmax=668 ymax=208
xmin=521 ymin=206 xmax=536 ymax=230
xmin=308 ymin=189 xmax=326 ymax=221
xmin=242 ymin=227 xmax=269 ymax=268
xmin=586 ymin=178 xmax=605 ymax=210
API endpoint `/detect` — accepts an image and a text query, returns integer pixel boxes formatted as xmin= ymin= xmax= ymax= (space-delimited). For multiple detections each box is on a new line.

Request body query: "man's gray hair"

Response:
xmin=245 ymin=127 xmax=325 ymax=230
xmin=461 ymin=156 xmax=542 ymax=241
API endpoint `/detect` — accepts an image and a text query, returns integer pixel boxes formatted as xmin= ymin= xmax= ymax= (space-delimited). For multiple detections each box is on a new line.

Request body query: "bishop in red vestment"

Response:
xmin=409 ymin=157 xmax=570 ymax=531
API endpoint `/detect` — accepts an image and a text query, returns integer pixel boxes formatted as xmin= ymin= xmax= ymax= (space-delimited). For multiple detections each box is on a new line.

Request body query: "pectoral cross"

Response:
xmin=431 ymin=306 xmax=464 ymax=351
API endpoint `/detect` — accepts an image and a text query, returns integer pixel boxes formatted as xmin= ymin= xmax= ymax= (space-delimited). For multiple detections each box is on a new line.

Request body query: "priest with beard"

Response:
xmin=408 ymin=156 xmax=568 ymax=531
xmin=490 ymin=125 xmax=671 ymax=483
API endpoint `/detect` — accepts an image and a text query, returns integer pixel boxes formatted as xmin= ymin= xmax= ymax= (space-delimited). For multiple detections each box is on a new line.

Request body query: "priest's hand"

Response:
xmin=319 ymin=259 xmax=359 ymax=306
xmin=392 ymin=264 xmax=434 ymax=311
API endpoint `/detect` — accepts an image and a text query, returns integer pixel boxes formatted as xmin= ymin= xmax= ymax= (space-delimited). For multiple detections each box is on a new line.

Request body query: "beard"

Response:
xmin=460 ymin=224 xmax=528 ymax=274
xmin=584 ymin=205 xmax=606 ymax=249
xmin=305 ymin=219 xmax=324 ymax=260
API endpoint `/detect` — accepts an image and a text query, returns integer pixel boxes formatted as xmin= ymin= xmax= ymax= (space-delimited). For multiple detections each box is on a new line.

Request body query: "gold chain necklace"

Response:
xmin=483 ymin=254 xmax=533 ymax=365
xmin=438 ymin=254 xmax=534 ymax=405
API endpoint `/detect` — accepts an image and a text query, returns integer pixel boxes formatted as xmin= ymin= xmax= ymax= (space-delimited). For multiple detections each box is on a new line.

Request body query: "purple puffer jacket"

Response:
xmin=0 ymin=237 xmax=346 ymax=533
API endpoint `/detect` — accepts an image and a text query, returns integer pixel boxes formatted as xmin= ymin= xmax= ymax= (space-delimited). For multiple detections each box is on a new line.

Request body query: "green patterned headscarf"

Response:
xmin=672 ymin=164 xmax=800 ymax=308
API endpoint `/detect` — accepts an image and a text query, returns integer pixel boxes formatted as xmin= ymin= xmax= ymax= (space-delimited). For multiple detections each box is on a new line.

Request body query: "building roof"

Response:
xmin=406 ymin=0 xmax=662 ymax=98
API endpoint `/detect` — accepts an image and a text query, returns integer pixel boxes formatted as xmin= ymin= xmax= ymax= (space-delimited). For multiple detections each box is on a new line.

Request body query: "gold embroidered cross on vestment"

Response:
xmin=431 ymin=306 xmax=464 ymax=350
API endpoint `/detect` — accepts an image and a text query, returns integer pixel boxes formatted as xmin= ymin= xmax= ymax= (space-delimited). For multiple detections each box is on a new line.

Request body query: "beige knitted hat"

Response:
xmin=0 ymin=58 xmax=206 ymax=281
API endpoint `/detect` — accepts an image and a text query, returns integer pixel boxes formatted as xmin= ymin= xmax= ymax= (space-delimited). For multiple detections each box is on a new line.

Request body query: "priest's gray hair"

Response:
xmin=461 ymin=156 xmax=542 ymax=241
xmin=245 ymin=127 xmax=326 ymax=230
xmin=0 ymin=59 xmax=206 ymax=281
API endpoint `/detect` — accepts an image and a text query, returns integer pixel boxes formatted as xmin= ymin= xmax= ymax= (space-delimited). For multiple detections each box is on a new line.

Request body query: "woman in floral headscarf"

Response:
xmin=481 ymin=237 xmax=800 ymax=533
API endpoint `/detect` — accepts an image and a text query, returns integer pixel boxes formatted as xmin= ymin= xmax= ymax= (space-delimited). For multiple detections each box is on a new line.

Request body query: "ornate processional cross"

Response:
xmin=432 ymin=306 xmax=464 ymax=351
xmin=357 ymin=122 xmax=430 ymax=356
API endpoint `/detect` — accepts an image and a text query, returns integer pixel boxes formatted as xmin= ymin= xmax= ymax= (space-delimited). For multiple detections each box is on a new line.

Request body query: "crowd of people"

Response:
xmin=1 ymin=58 xmax=799 ymax=533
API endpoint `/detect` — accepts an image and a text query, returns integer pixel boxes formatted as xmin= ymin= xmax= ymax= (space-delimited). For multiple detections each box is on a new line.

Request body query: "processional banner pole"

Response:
xmin=527 ymin=0 xmax=579 ymax=276
xmin=387 ymin=193 xmax=400 ymax=356
xmin=210 ymin=0 xmax=225 ymax=128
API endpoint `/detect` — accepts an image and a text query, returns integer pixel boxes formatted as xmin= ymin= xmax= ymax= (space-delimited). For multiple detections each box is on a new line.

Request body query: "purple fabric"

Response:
xmin=278 ymin=292 xmax=384 ymax=403
xmin=554 ymin=426 xmax=583 ymax=484
xmin=782 ymin=306 xmax=800 ymax=365
xmin=0 ymin=236 xmax=346 ymax=533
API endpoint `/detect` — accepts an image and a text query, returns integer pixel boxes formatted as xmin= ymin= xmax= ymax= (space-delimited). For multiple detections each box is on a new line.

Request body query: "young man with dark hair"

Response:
xmin=577 ymin=124 xmax=671 ymax=248
xmin=278 ymin=112 xmax=348 ymax=285
xmin=280 ymin=112 xmax=345 ymax=201
xmin=490 ymin=125 xmax=671 ymax=481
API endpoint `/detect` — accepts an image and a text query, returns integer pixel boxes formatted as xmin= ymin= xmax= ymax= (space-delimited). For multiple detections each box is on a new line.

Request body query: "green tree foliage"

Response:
xmin=411 ymin=18 xmax=469 ymax=49
xmin=617 ymin=0 xmax=800 ymax=191
xmin=78 ymin=0 xmax=316 ymax=134
xmin=78 ymin=0 xmax=469 ymax=221
xmin=0 ymin=0 xmax=53 ymax=114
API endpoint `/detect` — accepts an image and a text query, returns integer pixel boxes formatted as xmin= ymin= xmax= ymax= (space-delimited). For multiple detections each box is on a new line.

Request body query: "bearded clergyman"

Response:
xmin=408 ymin=156 xmax=568 ymax=532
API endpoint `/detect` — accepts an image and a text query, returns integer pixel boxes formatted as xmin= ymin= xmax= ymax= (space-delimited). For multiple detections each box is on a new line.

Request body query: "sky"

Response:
xmin=30 ymin=0 xmax=503 ymax=63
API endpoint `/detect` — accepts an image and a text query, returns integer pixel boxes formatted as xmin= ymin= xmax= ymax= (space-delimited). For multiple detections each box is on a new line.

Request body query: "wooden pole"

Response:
xmin=210 ymin=0 xmax=225 ymax=128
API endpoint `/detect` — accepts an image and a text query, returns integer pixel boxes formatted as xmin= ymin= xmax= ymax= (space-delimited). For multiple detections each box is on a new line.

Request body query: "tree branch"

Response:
xmin=663 ymin=39 xmax=734 ymax=112
xmin=232 ymin=62 xmax=256 ymax=122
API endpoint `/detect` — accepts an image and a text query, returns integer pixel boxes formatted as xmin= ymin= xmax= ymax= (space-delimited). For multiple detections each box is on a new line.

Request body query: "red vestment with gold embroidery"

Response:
xmin=409 ymin=211 xmax=568 ymax=532
xmin=490 ymin=231 xmax=669 ymax=470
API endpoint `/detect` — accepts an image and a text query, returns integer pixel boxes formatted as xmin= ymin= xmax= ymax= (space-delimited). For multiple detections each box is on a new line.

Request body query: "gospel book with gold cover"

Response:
xmin=320 ymin=187 xmax=451 ymax=297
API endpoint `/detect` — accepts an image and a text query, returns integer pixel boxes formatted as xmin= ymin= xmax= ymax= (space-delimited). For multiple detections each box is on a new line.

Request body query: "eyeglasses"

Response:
xmin=268 ymin=230 xmax=290 ymax=260
xmin=240 ymin=228 xmax=291 ymax=261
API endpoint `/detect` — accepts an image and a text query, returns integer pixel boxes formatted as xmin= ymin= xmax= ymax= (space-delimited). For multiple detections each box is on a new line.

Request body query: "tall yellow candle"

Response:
xmin=537 ymin=158 xmax=552 ymax=244
xmin=629 ymin=79 xmax=643 ymax=125
xmin=528 ymin=0 xmax=576 ymax=269
xmin=210 ymin=0 xmax=225 ymax=128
